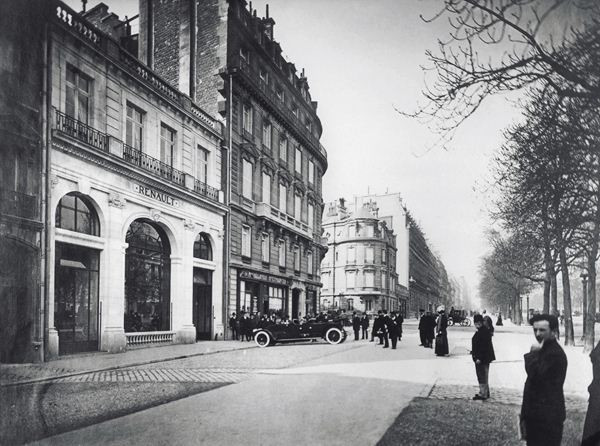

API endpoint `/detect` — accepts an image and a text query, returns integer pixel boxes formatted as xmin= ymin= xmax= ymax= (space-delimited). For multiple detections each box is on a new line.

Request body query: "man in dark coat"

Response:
xmin=582 ymin=340 xmax=600 ymax=445
xmin=387 ymin=313 xmax=400 ymax=349
xmin=360 ymin=313 xmax=369 ymax=339
xmin=352 ymin=311 xmax=361 ymax=341
xmin=397 ymin=313 xmax=404 ymax=341
xmin=418 ymin=312 xmax=427 ymax=346
xmin=372 ymin=310 xmax=384 ymax=344
xmin=520 ymin=314 xmax=567 ymax=446
xmin=425 ymin=312 xmax=436 ymax=348
xmin=471 ymin=314 xmax=495 ymax=400
xmin=381 ymin=310 xmax=390 ymax=348
xmin=229 ymin=312 xmax=238 ymax=340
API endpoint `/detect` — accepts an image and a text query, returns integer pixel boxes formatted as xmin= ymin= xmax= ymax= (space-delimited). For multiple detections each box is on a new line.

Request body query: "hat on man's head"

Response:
xmin=437 ymin=305 xmax=445 ymax=313
xmin=474 ymin=314 xmax=484 ymax=323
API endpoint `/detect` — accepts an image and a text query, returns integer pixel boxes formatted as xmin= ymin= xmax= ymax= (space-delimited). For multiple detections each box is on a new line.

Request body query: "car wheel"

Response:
xmin=447 ymin=318 xmax=454 ymax=326
xmin=325 ymin=327 xmax=343 ymax=345
xmin=255 ymin=331 xmax=271 ymax=348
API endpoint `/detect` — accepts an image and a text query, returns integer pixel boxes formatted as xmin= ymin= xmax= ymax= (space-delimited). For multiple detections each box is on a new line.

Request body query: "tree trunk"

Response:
xmin=543 ymin=247 xmax=552 ymax=314
xmin=515 ymin=291 xmax=522 ymax=325
xmin=559 ymin=247 xmax=575 ymax=346
xmin=551 ymin=273 xmax=558 ymax=314
xmin=585 ymin=249 xmax=598 ymax=353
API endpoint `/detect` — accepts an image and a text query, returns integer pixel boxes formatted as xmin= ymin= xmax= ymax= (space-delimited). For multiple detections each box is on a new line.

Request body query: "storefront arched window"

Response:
xmin=193 ymin=232 xmax=212 ymax=260
xmin=54 ymin=192 xmax=101 ymax=355
xmin=55 ymin=192 xmax=100 ymax=236
xmin=124 ymin=219 xmax=171 ymax=332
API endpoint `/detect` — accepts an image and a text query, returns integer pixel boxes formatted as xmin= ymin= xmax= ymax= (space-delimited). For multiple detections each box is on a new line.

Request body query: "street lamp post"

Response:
xmin=581 ymin=272 xmax=588 ymax=341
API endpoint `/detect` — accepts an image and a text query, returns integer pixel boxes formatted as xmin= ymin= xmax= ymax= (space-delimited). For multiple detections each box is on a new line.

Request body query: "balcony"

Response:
xmin=123 ymin=144 xmax=185 ymax=186
xmin=255 ymin=202 xmax=310 ymax=238
xmin=231 ymin=57 xmax=327 ymax=164
xmin=0 ymin=188 xmax=37 ymax=220
xmin=52 ymin=0 xmax=219 ymax=134
xmin=55 ymin=110 xmax=108 ymax=153
xmin=53 ymin=109 xmax=221 ymax=203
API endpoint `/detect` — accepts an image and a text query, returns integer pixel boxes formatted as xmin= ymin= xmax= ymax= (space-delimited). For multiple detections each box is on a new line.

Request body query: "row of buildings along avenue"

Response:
xmin=0 ymin=0 xmax=326 ymax=363
xmin=320 ymin=193 xmax=454 ymax=318
xmin=0 ymin=0 xmax=452 ymax=363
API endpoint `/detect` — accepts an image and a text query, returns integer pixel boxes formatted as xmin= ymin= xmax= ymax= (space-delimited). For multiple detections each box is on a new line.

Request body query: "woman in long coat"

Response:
xmin=435 ymin=306 xmax=449 ymax=356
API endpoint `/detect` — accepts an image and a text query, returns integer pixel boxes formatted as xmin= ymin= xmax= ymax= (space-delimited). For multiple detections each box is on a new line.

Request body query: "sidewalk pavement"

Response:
xmin=0 ymin=341 xmax=257 ymax=387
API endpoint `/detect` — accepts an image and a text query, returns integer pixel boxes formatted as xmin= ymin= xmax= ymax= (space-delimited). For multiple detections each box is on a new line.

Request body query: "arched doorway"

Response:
xmin=124 ymin=219 xmax=171 ymax=332
xmin=54 ymin=192 xmax=100 ymax=354
xmin=193 ymin=232 xmax=213 ymax=340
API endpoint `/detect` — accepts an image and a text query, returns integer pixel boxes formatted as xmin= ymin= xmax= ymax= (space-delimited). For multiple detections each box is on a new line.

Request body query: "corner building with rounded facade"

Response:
xmin=45 ymin=2 xmax=226 ymax=357
xmin=320 ymin=201 xmax=402 ymax=315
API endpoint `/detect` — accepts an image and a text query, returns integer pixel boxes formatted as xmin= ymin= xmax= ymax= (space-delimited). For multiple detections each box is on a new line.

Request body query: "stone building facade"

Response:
xmin=1 ymin=0 xmax=228 ymax=361
xmin=0 ymin=1 xmax=46 ymax=362
xmin=320 ymin=200 xmax=401 ymax=315
xmin=141 ymin=0 xmax=328 ymax=325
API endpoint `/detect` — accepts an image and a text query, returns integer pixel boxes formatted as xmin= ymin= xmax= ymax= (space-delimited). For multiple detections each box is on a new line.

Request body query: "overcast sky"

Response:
xmin=68 ymin=0 xmax=528 ymax=297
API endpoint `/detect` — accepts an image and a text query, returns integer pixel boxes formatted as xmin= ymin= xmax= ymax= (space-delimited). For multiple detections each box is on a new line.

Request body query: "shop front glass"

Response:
xmin=124 ymin=219 xmax=171 ymax=332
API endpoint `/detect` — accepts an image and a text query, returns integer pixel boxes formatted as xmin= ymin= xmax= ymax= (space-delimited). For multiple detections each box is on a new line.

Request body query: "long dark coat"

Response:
xmin=583 ymin=341 xmax=600 ymax=445
xmin=471 ymin=326 xmax=496 ymax=364
xmin=387 ymin=318 xmax=400 ymax=338
xmin=521 ymin=338 xmax=568 ymax=424
xmin=360 ymin=316 xmax=370 ymax=329
xmin=352 ymin=316 xmax=361 ymax=331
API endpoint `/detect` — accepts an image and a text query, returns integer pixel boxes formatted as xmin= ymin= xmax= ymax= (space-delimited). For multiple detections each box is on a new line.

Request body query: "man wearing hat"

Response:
xmin=471 ymin=313 xmax=495 ymax=400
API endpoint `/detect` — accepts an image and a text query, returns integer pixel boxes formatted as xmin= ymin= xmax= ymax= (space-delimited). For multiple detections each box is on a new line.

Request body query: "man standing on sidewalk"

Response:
xmin=471 ymin=314 xmax=495 ymax=400
xmin=520 ymin=314 xmax=567 ymax=446
xmin=352 ymin=312 xmax=361 ymax=341
xmin=361 ymin=313 xmax=369 ymax=339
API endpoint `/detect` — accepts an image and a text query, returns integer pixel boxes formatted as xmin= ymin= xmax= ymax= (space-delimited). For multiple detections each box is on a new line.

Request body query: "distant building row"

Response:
xmin=320 ymin=193 xmax=455 ymax=317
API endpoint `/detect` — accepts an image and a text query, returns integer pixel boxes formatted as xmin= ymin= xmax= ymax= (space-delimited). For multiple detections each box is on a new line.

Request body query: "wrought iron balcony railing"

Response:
xmin=123 ymin=145 xmax=185 ymax=186
xmin=55 ymin=110 xmax=108 ymax=152
xmin=194 ymin=179 xmax=219 ymax=202
xmin=52 ymin=109 xmax=220 ymax=202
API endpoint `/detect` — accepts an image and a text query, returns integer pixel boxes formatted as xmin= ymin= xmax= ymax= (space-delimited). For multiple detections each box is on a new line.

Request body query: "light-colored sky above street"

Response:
xmin=67 ymin=0 xmax=528 ymax=296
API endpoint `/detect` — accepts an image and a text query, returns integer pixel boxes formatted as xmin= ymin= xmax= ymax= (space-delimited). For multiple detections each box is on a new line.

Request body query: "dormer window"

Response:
xmin=291 ymin=104 xmax=298 ymax=118
xmin=276 ymin=87 xmax=285 ymax=103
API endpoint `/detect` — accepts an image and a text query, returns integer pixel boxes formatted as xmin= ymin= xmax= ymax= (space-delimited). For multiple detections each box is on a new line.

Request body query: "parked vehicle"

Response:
xmin=448 ymin=309 xmax=472 ymax=327
xmin=253 ymin=319 xmax=347 ymax=347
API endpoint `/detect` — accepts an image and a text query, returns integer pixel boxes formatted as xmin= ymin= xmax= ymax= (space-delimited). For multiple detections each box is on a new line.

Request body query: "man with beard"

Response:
xmin=520 ymin=314 xmax=567 ymax=446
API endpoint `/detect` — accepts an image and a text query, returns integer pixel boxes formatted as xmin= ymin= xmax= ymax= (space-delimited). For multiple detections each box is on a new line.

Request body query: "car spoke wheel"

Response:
xmin=255 ymin=331 xmax=271 ymax=348
xmin=325 ymin=327 xmax=343 ymax=345
xmin=448 ymin=318 xmax=454 ymax=326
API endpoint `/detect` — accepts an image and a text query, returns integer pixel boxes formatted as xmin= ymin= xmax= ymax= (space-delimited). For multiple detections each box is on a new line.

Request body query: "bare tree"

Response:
xmin=406 ymin=0 xmax=600 ymax=145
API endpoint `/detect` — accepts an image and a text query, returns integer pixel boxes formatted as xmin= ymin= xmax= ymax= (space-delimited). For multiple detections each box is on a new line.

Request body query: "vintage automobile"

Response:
xmin=253 ymin=319 xmax=347 ymax=347
xmin=448 ymin=309 xmax=472 ymax=327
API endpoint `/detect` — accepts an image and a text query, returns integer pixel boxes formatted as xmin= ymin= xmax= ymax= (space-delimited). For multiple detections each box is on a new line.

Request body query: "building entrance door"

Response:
xmin=291 ymin=289 xmax=300 ymax=319
xmin=54 ymin=243 xmax=99 ymax=355
xmin=193 ymin=268 xmax=212 ymax=340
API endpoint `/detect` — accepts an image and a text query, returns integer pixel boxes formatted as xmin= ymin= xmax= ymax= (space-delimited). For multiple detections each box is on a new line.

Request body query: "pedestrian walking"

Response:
xmin=496 ymin=312 xmax=503 ymax=326
xmin=471 ymin=314 xmax=495 ymax=400
xmin=352 ymin=311 xmax=361 ymax=341
xmin=229 ymin=312 xmax=238 ymax=340
xmin=582 ymin=340 xmax=600 ymax=446
xmin=361 ymin=313 xmax=369 ymax=339
xmin=434 ymin=306 xmax=449 ymax=356
xmin=397 ymin=312 xmax=404 ymax=341
xmin=520 ymin=314 xmax=567 ymax=446
xmin=387 ymin=313 xmax=400 ymax=349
